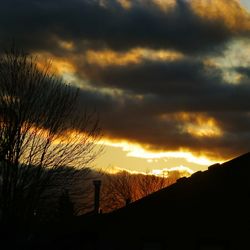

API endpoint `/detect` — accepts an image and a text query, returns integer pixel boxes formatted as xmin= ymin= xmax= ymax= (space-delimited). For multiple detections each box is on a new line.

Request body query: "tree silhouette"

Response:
xmin=101 ymin=171 xmax=136 ymax=212
xmin=0 ymin=47 xmax=101 ymax=230
xmin=137 ymin=171 xmax=174 ymax=197
xmin=101 ymin=170 xmax=180 ymax=212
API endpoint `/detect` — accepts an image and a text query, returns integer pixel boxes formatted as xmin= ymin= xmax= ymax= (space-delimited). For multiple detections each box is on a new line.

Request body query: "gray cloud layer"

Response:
xmin=0 ymin=0 xmax=247 ymax=54
xmin=1 ymin=0 xmax=250 ymax=160
xmin=83 ymin=58 xmax=250 ymax=112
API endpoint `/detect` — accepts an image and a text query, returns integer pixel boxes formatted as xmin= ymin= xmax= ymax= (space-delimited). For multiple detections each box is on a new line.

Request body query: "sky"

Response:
xmin=241 ymin=0 xmax=250 ymax=10
xmin=1 ymin=0 xmax=250 ymax=174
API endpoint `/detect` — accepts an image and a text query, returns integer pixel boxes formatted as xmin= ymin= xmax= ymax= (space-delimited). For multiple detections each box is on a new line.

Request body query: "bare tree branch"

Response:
xmin=0 ymin=47 xmax=102 ymax=227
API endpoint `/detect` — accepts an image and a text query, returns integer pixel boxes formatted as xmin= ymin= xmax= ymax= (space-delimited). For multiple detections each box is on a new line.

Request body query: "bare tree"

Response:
xmin=0 ymin=48 xmax=101 ymax=227
xmin=136 ymin=172 xmax=174 ymax=198
xmin=101 ymin=170 xmax=182 ymax=213
xmin=101 ymin=170 xmax=137 ymax=212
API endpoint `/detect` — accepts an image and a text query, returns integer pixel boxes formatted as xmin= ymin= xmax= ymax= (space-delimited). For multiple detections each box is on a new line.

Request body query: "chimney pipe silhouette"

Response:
xmin=93 ymin=180 xmax=101 ymax=214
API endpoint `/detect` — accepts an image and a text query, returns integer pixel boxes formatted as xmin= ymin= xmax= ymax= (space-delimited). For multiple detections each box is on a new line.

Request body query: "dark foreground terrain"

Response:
xmin=2 ymin=152 xmax=250 ymax=250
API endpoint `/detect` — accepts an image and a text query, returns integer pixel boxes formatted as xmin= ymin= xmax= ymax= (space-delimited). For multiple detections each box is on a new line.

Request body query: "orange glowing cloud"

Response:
xmin=51 ymin=59 xmax=76 ymax=75
xmin=191 ymin=0 xmax=250 ymax=32
xmin=85 ymin=48 xmax=183 ymax=67
xmin=116 ymin=0 xmax=176 ymax=11
xmin=33 ymin=52 xmax=76 ymax=76
xmin=160 ymin=112 xmax=222 ymax=138
xmin=117 ymin=0 xmax=250 ymax=32
xmin=117 ymin=0 xmax=132 ymax=9
xmin=58 ymin=40 xmax=75 ymax=51
xmin=175 ymin=112 xmax=222 ymax=138
xmin=152 ymin=0 xmax=176 ymax=11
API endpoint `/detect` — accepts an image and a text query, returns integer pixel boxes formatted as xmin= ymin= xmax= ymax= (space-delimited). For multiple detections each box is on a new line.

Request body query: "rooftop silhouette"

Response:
xmin=77 ymin=152 xmax=250 ymax=250
xmin=6 ymin=152 xmax=250 ymax=250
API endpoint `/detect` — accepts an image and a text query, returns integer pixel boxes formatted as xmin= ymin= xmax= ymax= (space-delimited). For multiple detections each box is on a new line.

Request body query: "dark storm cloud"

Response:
xmin=65 ymin=65 xmax=250 ymax=160
xmin=235 ymin=66 xmax=250 ymax=79
xmin=82 ymin=58 xmax=250 ymax=112
xmin=1 ymin=0 xmax=250 ymax=160
xmin=69 ymin=54 xmax=250 ymax=160
xmin=84 ymin=59 xmax=220 ymax=95
xmin=0 ymin=0 xmax=246 ymax=55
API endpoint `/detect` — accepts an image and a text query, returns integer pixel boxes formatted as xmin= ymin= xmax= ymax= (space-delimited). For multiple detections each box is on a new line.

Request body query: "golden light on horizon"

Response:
xmin=103 ymin=165 xmax=149 ymax=175
xmin=151 ymin=165 xmax=194 ymax=177
xmin=99 ymin=138 xmax=220 ymax=166
xmin=103 ymin=164 xmax=194 ymax=178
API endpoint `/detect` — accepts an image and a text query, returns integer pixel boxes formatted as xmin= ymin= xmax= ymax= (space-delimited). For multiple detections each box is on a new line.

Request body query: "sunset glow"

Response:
xmin=99 ymin=139 xmax=218 ymax=166
xmin=151 ymin=165 xmax=194 ymax=176
xmin=177 ymin=113 xmax=222 ymax=138
xmin=3 ymin=0 xmax=250 ymax=174
xmin=2 ymin=0 xmax=250 ymax=247
xmin=191 ymin=0 xmax=250 ymax=32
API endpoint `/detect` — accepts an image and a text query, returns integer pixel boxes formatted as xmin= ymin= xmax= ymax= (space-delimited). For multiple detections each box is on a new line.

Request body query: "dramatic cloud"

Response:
xmin=1 ymin=0 xmax=250 ymax=164
xmin=74 ymin=85 xmax=250 ymax=161
xmin=151 ymin=166 xmax=194 ymax=177
xmin=1 ymin=0 xmax=250 ymax=55
xmin=82 ymin=57 xmax=250 ymax=112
